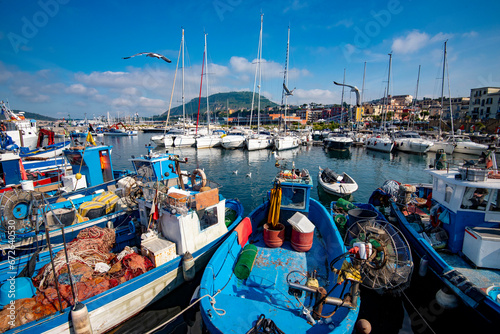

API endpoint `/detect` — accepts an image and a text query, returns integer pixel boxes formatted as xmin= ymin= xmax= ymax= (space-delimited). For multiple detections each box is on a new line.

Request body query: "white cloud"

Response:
xmin=65 ymin=84 xmax=98 ymax=96
xmin=392 ymin=30 xmax=430 ymax=54
xmin=462 ymin=31 xmax=478 ymax=38
xmin=283 ymin=0 xmax=308 ymax=13
xmin=293 ymin=88 xmax=336 ymax=105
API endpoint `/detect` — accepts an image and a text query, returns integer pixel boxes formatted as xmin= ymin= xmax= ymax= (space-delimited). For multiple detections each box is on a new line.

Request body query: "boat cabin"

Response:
xmin=63 ymin=145 xmax=115 ymax=188
xmin=132 ymin=151 xmax=228 ymax=258
xmin=426 ymin=167 xmax=500 ymax=253
xmin=275 ymin=168 xmax=313 ymax=216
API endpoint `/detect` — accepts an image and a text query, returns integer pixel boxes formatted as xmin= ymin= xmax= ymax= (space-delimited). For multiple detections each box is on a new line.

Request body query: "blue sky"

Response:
xmin=1 ymin=0 xmax=499 ymax=120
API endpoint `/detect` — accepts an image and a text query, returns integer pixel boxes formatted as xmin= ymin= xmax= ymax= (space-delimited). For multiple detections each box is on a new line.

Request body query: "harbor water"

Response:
xmin=100 ymin=133 xmax=493 ymax=334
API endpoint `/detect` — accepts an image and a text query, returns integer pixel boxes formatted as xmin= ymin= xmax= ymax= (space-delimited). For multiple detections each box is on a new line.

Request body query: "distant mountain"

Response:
xmin=11 ymin=110 xmax=57 ymax=121
xmin=157 ymin=91 xmax=278 ymax=120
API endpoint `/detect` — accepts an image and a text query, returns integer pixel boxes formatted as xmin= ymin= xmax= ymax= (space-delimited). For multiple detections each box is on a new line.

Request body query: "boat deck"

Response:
xmin=440 ymin=252 xmax=500 ymax=290
xmin=211 ymin=229 xmax=355 ymax=333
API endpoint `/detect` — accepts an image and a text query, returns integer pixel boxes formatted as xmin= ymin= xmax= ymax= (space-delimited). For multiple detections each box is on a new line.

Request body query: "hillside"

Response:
xmin=158 ymin=91 xmax=278 ymax=120
xmin=12 ymin=110 xmax=57 ymax=121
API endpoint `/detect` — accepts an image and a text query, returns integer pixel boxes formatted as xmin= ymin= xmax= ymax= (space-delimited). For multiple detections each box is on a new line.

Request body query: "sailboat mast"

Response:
xmin=182 ymin=28 xmax=185 ymax=128
xmin=340 ymin=68 xmax=345 ymax=124
xmin=250 ymin=15 xmax=262 ymax=130
xmin=257 ymin=14 xmax=263 ymax=133
xmin=440 ymin=40 xmax=447 ymax=138
xmin=205 ymin=33 xmax=210 ymax=133
xmin=281 ymin=26 xmax=290 ymax=135
xmin=444 ymin=41 xmax=455 ymax=137
xmin=196 ymin=34 xmax=206 ymax=134
xmin=385 ymin=53 xmax=392 ymax=130
xmin=412 ymin=64 xmax=421 ymax=130
xmin=361 ymin=62 xmax=366 ymax=107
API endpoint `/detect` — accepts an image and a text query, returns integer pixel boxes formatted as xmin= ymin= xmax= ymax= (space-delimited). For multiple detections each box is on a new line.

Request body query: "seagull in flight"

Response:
xmin=283 ymin=83 xmax=296 ymax=96
xmin=333 ymin=81 xmax=360 ymax=107
xmin=232 ymin=170 xmax=238 ymax=175
xmin=123 ymin=52 xmax=172 ymax=63
xmin=246 ymin=172 xmax=252 ymax=178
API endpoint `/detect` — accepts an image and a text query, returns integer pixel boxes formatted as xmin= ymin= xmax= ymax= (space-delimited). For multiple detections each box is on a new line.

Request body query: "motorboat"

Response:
xmin=323 ymin=131 xmax=353 ymax=150
xmin=393 ymin=131 xmax=433 ymax=154
xmin=318 ymin=167 xmax=358 ymax=196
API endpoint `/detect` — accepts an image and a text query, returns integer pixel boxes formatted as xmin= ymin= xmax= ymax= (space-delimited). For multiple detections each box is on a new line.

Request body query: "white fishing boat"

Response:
xmin=0 ymin=101 xmax=38 ymax=150
xmin=318 ymin=166 xmax=358 ymax=196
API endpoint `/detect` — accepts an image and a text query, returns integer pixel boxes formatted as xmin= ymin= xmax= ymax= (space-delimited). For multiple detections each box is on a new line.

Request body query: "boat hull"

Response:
xmin=365 ymin=137 xmax=393 ymax=153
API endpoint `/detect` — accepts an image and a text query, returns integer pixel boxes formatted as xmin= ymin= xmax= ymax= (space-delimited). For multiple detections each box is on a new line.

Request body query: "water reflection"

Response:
xmin=324 ymin=148 xmax=351 ymax=160
xmin=365 ymin=149 xmax=394 ymax=161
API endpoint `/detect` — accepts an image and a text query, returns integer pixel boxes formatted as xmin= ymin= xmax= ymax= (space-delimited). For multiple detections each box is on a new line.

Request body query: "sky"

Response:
xmin=1 ymin=0 xmax=499 ymax=120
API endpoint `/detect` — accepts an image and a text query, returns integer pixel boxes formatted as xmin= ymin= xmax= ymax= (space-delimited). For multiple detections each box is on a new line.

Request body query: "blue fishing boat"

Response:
xmin=19 ymin=140 xmax=71 ymax=159
xmin=0 ymin=149 xmax=244 ymax=333
xmin=199 ymin=162 xmax=362 ymax=333
xmin=371 ymin=152 xmax=500 ymax=326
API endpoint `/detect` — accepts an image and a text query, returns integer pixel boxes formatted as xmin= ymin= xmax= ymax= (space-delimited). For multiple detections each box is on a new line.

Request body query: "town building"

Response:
xmin=469 ymin=87 xmax=500 ymax=120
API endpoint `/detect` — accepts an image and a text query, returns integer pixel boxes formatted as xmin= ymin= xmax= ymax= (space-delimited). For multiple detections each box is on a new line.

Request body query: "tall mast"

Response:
xmin=182 ymin=28 xmax=185 ymax=128
xmin=361 ymin=62 xmax=366 ymax=106
xmin=281 ymin=26 xmax=290 ymax=135
xmin=439 ymin=40 xmax=447 ymax=138
xmin=257 ymin=14 xmax=263 ymax=133
xmin=412 ymin=65 xmax=421 ymax=130
xmin=205 ymin=33 xmax=210 ymax=133
xmin=385 ymin=53 xmax=392 ymax=131
xmin=340 ymin=68 xmax=345 ymax=124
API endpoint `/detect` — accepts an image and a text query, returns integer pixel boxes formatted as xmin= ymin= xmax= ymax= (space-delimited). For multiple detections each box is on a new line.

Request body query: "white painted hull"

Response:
xmin=454 ymin=143 xmax=488 ymax=155
xmin=427 ymin=141 xmax=455 ymax=155
xmin=6 ymin=129 xmax=38 ymax=150
xmin=394 ymin=139 xmax=433 ymax=153
xmin=221 ymin=136 xmax=246 ymax=149
xmin=196 ymin=135 xmax=222 ymax=149
xmin=318 ymin=170 xmax=358 ymax=196
xmin=151 ymin=135 xmax=166 ymax=147
xmin=274 ymin=136 xmax=300 ymax=151
xmin=246 ymin=136 xmax=273 ymax=151
xmin=365 ymin=137 xmax=393 ymax=153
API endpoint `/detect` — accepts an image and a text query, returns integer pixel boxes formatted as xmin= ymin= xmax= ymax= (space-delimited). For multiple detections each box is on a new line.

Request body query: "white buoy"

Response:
xmin=182 ymin=252 xmax=195 ymax=282
xmin=71 ymin=302 xmax=93 ymax=334
xmin=436 ymin=288 xmax=458 ymax=309
xmin=418 ymin=256 xmax=428 ymax=277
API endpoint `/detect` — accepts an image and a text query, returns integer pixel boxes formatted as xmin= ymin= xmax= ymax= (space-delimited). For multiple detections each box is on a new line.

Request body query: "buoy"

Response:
xmin=71 ymin=302 xmax=93 ymax=334
xmin=418 ymin=255 xmax=428 ymax=277
xmin=435 ymin=288 xmax=458 ymax=309
xmin=355 ymin=319 xmax=372 ymax=333
xmin=76 ymin=173 xmax=82 ymax=180
xmin=182 ymin=252 xmax=195 ymax=282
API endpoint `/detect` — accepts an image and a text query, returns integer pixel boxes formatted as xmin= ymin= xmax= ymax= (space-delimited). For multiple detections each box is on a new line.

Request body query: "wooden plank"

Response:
xmin=195 ymin=188 xmax=219 ymax=211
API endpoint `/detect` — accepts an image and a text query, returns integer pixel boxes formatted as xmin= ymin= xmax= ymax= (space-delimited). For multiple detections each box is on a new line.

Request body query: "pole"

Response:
xmin=340 ymin=68 xmax=346 ymax=124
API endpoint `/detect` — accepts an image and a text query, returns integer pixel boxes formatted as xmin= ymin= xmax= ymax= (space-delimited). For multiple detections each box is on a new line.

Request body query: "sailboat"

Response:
xmin=427 ymin=41 xmax=456 ymax=155
xmin=196 ymin=33 xmax=223 ymax=149
xmin=366 ymin=55 xmax=394 ymax=153
xmin=273 ymin=27 xmax=301 ymax=151
xmin=246 ymin=14 xmax=274 ymax=151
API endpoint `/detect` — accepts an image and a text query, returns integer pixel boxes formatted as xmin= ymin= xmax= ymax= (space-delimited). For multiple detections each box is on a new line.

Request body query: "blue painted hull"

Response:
xmin=200 ymin=198 xmax=359 ymax=333
xmin=0 ymin=199 xmax=244 ymax=333
xmin=390 ymin=201 xmax=500 ymax=324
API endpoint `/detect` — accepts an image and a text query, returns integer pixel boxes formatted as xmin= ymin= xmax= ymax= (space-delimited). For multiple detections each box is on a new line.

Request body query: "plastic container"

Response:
xmin=347 ymin=208 xmax=378 ymax=227
xmin=0 ymin=277 xmax=36 ymax=308
xmin=291 ymin=228 xmax=314 ymax=252
xmin=336 ymin=198 xmax=356 ymax=211
xmin=20 ymin=180 xmax=34 ymax=191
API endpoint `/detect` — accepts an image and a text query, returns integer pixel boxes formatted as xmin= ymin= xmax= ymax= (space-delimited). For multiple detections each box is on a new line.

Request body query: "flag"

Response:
xmin=86 ymin=132 xmax=96 ymax=146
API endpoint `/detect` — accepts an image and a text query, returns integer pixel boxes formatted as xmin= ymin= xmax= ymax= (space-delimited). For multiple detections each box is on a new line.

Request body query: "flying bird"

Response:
xmin=123 ymin=52 xmax=172 ymax=63
xmin=333 ymin=81 xmax=361 ymax=107
xmin=246 ymin=172 xmax=252 ymax=178
xmin=232 ymin=170 xmax=238 ymax=175
xmin=283 ymin=83 xmax=296 ymax=96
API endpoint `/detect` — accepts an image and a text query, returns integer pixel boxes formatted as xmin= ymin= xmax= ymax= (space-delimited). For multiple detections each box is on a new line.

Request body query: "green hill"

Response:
xmin=12 ymin=110 xmax=57 ymax=121
xmin=158 ymin=91 xmax=278 ymax=120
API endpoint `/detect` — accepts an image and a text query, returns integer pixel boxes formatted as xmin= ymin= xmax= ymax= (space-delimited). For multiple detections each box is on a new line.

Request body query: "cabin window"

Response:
xmin=461 ymin=187 xmax=490 ymax=211
xmin=199 ymin=207 xmax=218 ymax=231
xmin=488 ymin=189 xmax=500 ymax=212
xmin=99 ymin=150 xmax=113 ymax=182
xmin=133 ymin=161 xmax=156 ymax=182
xmin=444 ymin=184 xmax=454 ymax=203
xmin=281 ymin=187 xmax=306 ymax=210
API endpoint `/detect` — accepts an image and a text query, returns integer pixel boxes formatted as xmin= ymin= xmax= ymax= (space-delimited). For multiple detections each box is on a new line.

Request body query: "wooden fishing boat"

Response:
xmin=199 ymin=160 xmax=362 ymax=333
xmin=0 ymin=149 xmax=244 ymax=333
xmin=318 ymin=166 xmax=358 ymax=196
xmin=369 ymin=151 xmax=500 ymax=326
xmin=19 ymin=141 xmax=71 ymax=159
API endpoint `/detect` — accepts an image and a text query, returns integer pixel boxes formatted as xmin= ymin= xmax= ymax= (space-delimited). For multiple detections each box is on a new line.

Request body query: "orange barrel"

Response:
xmin=291 ymin=227 xmax=314 ymax=252
xmin=263 ymin=223 xmax=285 ymax=248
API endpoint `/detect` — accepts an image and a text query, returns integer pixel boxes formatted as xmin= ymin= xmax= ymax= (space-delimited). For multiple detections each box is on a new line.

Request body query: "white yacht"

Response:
xmin=221 ymin=128 xmax=250 ymax=149
xmin=323 ymin=131 xmax=353 ymax=151
xmin=393 ymin=131 xmax=433 ymax=154
xmin=451 ymin=135 xmax=489 ymax=155
xmin=366 ymin=134 xmax=394 ymax=153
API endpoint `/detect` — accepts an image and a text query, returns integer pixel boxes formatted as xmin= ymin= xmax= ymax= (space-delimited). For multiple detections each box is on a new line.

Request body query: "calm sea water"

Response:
xmin=101 ymin=133 xmax=492 ymax=334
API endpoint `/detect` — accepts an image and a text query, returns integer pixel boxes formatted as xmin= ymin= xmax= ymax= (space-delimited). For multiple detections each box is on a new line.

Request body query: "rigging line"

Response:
xmin=165 ymin=38 xmax=182 ymax=128
xmin=399 ymin=287 xmax=438 ymax=334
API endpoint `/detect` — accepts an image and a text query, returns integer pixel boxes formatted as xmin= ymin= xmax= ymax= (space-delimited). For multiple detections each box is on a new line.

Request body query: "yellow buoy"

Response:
xmin=76 ymin=173 xmax=82 ymax=180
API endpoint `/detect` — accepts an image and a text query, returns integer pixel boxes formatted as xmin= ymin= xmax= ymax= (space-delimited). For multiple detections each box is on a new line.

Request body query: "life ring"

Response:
xmin=191 ymin=168 xmax=207 ymax=190
xmin=0 ymin=123 xmax=6 ymax=132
